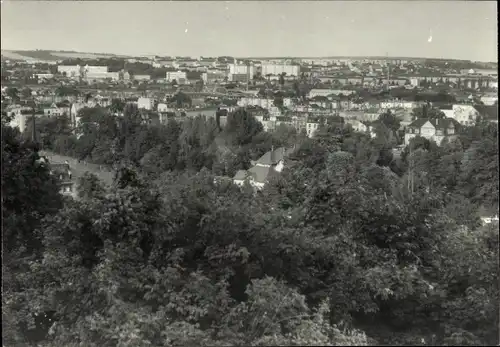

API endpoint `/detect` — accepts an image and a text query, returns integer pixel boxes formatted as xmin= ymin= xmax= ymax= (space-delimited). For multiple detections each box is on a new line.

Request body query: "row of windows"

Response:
xmin=61 ymin=186 xmax=73 ymax=193
xmin=407 ymin=128 xmax=454 ymax=136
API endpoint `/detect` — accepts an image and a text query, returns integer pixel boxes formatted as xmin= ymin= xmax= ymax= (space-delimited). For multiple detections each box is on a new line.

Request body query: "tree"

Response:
xmin=77 ymin=172 xmax=106 ymax=200
xmin=378 ymin=110 xmax=401 ymax=133
xmin=110 ymin=98 xmax=126 ymax=114
xmin=171 ymin=92 xmax=192 ymax=108
xmin=4 ymin=92 xmax=499 ymax=347
xmin=273 ymin=93 xmax=285 ymax=108
xmin=6 ymin=87 xmax=20 ymax=102
xmin=459 ymin=132 xmax=499 ymax=209
xmin=223 ymin=109 xmax=263 ymax=146
xmin=279 ymin=73 xmax=286 ymax=87
xmin=411 ymin=105 xmax=446 ymax=120
xmin=21 ymin=87 xmax=33 ymax=99
xmin=55 ymin=86 xmax=79 ymax=97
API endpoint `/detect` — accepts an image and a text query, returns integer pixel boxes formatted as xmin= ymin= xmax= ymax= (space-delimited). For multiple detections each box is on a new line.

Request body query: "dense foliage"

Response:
xmin=2 ymin=106 xmax=498 ymax=346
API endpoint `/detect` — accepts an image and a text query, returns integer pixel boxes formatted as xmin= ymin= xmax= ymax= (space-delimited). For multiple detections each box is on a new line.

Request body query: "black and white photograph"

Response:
xmin=1 ymin=0 xmax=498 ymax=346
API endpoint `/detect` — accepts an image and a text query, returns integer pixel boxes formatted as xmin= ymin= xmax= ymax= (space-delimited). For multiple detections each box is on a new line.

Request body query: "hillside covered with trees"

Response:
xmin=2 ymin=106 xmax=498 ymax=346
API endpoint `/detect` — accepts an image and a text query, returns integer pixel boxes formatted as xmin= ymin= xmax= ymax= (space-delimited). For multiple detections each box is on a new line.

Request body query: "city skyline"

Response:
xmin=1 ymin=1 xmax=497 ymax=62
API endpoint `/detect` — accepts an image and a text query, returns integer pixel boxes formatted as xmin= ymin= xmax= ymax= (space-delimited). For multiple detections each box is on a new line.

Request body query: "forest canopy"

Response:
xmin=2 ymin=105 xmax=498 ymax=346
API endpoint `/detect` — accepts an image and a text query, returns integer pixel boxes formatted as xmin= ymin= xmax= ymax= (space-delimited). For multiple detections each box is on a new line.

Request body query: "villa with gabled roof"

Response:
xmin=233 ymin=146 xmax=295 ymax=190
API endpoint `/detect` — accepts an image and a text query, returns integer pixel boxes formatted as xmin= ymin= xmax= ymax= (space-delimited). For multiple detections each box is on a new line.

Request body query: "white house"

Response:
xmin=444 ymin=105 xmax=480 ymax=126
xmin=6 ymin=106 xmax=31 ymax=133
xmin=306 ymin=121 xmax=320 ymax=138
xmin=480 ymin=95 xmax=498 ymax=106
xmin=71 ymin=103 xmax=86 ymax=128
xmin=480 ymin=215 xmax=499 ymax=225
xmin=137 ymin=97 xmax=154 ymax=111
xmin=345 ymin=119 xmax=369 ymax=133
xmin=157 ymin=103 xmax=169 ymax=113
xmin=44 ymin=103 xmax=64 ymax=117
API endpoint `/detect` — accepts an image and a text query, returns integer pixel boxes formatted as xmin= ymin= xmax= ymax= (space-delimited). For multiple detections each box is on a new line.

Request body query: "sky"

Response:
xmin=1 ymin=1 xmax=497 ymax=62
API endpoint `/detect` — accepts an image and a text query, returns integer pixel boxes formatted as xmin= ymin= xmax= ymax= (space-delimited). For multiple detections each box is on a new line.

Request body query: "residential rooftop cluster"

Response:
xmin=2 ymin=54 xmax=498 ymax=195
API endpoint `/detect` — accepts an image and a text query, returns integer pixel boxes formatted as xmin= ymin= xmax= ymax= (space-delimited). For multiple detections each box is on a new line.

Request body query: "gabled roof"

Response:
xmin=233 ymin=170 xmax=248 ymax=181
xmin=408 ymin=118 xmax=431 ymax=128
xmin=256 ymin=147 xmax=294 ymax=166
xmin=246 ymin=165 xmax=281 ymax=184
xmin=408 ymin=117 xmax=459 ymax=130
xmin=439 ymin=104 xmax=453 ymax=110
xmin=56 ymin=100 xmax=71 ymax=108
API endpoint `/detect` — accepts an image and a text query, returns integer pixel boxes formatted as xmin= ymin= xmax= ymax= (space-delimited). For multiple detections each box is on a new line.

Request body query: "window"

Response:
xmin=448 ymin=128 xmax=454 ymax=134
xmin=436 ymin=130 xmax=443 ymax=135
xmin=414 ymin=129 xmax=420 ymax=134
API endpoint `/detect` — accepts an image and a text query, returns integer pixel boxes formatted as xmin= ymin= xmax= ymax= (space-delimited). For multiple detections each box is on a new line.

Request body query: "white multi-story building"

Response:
xmin=58 ymin=65 xmax=82 ymax=78
xmin=237 ymin=97 xmax=292 ymax=109
xmin=440 ymin=104 xmax=479 ymax=126
xmin=480 ymin=95 xmax=498 ymax=106
xmin=134 ymin=74 xmax=151 ymax=82
xmin=380 ymin=101 xmax=416 ymax=110
xmin=58 ymin=65 xmax=109 ymax=79
xmin=228 ymin=64 xmax=255 ymax=76
xmin=6 ymin=106 xmax=31 ymax=133
xmin=137 ymin=97 xmax=154 ymax=110
xmin=35 ymin=73 xmax=54 ymax=80
xmin=201 ymin=70 xmax=227 ymax=84
xmin=166 ymin=71 xmax=187 ymax=84
xmin=261 ymin=63 xmax=300 ymax=77
xmin=85 ymin=71 xmax=120 ymax=81
xmin=308 ymin=89 xmax=355 ymax=98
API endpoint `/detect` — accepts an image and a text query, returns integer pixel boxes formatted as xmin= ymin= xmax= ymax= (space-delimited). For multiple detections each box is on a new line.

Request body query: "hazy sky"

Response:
xmin=1 ymin=1 xmax=497 ymax=61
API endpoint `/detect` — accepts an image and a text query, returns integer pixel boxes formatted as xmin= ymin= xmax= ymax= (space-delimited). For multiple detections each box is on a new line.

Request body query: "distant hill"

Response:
xmin=1 ymin=49 xmax=131 ymax=62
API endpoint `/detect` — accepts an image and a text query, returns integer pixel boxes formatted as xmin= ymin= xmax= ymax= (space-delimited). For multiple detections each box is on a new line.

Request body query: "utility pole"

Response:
xmin=386 ymin=52 xmax=390 ymax=92
xmin=246 ymin=62 xmax=250 ymax=92
xmin=31 ymin=107 xmax=36 ymax=143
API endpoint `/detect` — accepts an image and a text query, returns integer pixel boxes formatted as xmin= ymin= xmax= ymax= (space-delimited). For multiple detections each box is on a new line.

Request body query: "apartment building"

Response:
xmin=261 ymin=63 xmax=300 ymax=77
xmin=166 ymin=71 xmax=187 ymax=84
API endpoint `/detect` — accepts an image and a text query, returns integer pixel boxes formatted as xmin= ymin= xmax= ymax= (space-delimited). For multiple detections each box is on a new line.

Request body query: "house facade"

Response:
xmin=44 ymin=103 xmax=65 ymax=117
xmin=233 ymin=147 xmax=294 ymax=190
xmin=345 ymin=119 xmax=369 ymax=134
xmin=137 ymin=97 xmax=154 ymax=110
xmin=449 ymin=105 xmax=479 ymax=126
xmin=404 ymin=118 xmax=459 ymax=146
xmin=49 ymin=162 xmax=76 ymax=198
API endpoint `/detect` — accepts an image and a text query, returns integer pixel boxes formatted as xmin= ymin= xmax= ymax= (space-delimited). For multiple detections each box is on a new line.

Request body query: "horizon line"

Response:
xmin=1 ymin=48 xmax=497 ymax=64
